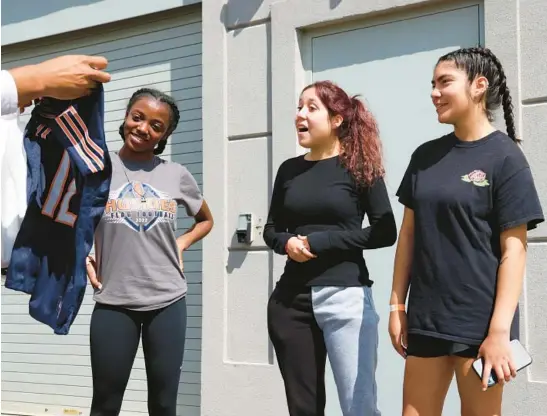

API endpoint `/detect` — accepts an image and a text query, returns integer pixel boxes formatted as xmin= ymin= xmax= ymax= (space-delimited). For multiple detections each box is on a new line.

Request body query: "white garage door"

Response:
xmin=1 ymin=6 xmax=203 ymax=416
xmin=307 ymin=4 xmax=481 ymax=416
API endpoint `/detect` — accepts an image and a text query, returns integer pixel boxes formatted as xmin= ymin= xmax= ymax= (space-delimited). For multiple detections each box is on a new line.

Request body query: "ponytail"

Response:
xmin=339 ymin=96 xmax=384 ymax=187
xmin=302 ymin=81 xmax=385 ymax=187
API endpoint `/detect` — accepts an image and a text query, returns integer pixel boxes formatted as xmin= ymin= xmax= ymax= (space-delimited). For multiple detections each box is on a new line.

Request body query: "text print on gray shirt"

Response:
xmin=93 ymin=153 xmax=203 ymax=311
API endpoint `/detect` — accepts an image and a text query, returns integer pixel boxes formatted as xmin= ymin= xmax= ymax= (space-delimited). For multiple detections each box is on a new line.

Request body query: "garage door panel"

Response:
xmin=1 ymin=392 xmax=92 ymax=411
xmin=104 ymin=85 xmax=201 ymax=105
xmin=106 ymin=66 xmax=202 ymax=95
xmin=105 ymin=96 xmax=201 ymax=113
xmin=106 ymin=46 xmax=201 ymax=73
xmin=1 ymin=12 xmax=201 ymax=65
xmin=3 ymin=379 xmax=201 ymax=398
xmin=105 ymin=75 xmax=201 ymax=101
xmin=1 ymin=8 xmax=203 ymax=416
xmin=108 ymin=33 xmax=201 ymax=63
xmin=111 ymin=58 xmax=201 ymax=82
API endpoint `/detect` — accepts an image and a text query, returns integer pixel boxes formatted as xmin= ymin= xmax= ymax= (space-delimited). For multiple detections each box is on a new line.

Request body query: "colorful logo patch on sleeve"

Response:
xmin=461 ymin=170 xmax=489 ymax=187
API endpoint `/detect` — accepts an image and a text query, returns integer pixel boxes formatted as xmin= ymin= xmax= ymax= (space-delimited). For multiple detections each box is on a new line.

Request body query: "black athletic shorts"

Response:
xmin=406 ymin=333 xmax=480 ymax=358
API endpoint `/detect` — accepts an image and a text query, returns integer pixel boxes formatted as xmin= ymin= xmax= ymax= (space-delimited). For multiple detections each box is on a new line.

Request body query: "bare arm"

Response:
xmin=177 ymin=199 xmax=214 ymax=251
xmin=8 ymin=55 xmax=111 ymax=108
xmin=488 ymin=224 xmax=527 ymax=336
xmin=390 ymin=207 xmax=415 ymax=306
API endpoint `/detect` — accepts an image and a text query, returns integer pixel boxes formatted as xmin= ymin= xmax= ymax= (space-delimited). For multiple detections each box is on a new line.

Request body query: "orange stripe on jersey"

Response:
xmin=41 ymin=128 xmax=51 ymax=139
xmin=56 ymin=117 xmax=98 ymax=174
xmin=61 ymin=112 xmax=104 ymax=171
xmin=69 ymin=107 xmax=105 ymax=159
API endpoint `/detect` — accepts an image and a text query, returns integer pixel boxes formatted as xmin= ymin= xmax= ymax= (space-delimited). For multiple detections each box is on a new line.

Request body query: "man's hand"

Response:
xmin=9 ymin=55 xmax=111 ymax=106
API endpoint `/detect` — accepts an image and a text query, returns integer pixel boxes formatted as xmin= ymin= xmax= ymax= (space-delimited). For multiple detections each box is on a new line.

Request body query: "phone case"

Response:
xmin=472 ymin=339 xmax=533 ymax=387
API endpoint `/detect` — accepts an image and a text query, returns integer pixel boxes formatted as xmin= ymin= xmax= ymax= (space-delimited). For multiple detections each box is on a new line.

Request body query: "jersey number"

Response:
xmin=42 ymin=151 xmax=78 ymax=227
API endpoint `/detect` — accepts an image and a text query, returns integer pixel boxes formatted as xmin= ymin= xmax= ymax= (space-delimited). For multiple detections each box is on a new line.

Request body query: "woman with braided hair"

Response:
xmin=389 ymin=47 xmax=544 ymax=415
xmin=85 ymin=88 xmax=214 ymax=415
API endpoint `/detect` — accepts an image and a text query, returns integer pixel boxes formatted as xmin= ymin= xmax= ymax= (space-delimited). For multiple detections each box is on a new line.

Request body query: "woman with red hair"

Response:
xmin=264 ymin=80 xmax=397 ymax=416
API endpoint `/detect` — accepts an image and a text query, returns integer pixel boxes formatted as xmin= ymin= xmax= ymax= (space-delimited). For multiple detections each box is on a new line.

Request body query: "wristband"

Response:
xmin=389 ymin=304 xmax=406 ymax=312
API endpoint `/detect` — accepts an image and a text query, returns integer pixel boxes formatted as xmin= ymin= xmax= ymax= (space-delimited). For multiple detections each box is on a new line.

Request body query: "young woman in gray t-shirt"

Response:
xmin=85 ymin=88 xmax=213 ymax=415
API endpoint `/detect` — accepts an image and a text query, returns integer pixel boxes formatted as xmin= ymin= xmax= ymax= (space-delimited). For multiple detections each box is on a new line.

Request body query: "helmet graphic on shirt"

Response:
xmin=131 ymin=181 xmax=146 ymax=200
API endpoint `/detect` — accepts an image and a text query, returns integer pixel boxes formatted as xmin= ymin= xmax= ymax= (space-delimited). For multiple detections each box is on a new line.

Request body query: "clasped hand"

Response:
xmin=286 ymin=235 xmax=317 ymax=263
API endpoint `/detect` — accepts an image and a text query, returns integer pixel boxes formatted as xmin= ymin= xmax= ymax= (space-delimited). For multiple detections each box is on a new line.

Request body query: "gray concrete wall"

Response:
xmin=1 ymin=0 xmax=201 ymax=45
xmin=504 ymin=0 xmax=547 ymax=414
xmin=201 ymin=0 xmax=547 ymax=415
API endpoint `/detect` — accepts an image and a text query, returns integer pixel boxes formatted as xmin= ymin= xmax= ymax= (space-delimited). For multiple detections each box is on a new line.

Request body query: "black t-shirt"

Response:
xmin=263 ymin=155 xmax=397 ymax=287
xmin=397 ymin=130 xmax=544 ymax=344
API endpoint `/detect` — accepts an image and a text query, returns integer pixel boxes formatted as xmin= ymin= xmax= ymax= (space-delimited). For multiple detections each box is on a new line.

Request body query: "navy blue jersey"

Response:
xmin=5 ymin=85 xmax=112 ymax=335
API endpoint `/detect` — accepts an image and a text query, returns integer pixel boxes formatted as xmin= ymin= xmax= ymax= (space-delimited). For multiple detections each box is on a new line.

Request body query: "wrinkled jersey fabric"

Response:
xmin=5 ymin=85 xmax=111 ymax=335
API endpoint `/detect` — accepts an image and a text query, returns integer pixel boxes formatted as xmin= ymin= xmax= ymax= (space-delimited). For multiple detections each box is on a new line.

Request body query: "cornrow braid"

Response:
xmin=119 ymin=88 xmax=181 ymax=154
xmin=437 ymin=46 xmax=519 ymax=143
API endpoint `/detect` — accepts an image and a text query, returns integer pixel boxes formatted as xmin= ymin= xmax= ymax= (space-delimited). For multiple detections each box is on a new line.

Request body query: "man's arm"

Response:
xmin=2 ymin=55 xmax=111 ymax=115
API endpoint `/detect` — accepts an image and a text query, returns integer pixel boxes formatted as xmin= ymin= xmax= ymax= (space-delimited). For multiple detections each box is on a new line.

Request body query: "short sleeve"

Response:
xmin=179 ymin=165 xmax=203 ymax=216
xmin=396 ymin=152 xmax=417 ymax=209
xmin=1 ymin=70 xmax=19 ymax=116
xmin=494 ymin=155 xmax=544 ymax=231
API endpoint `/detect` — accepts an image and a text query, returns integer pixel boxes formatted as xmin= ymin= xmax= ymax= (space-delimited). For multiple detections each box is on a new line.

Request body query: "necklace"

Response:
xmin=118 ymin=154 xmax=157 ymax=203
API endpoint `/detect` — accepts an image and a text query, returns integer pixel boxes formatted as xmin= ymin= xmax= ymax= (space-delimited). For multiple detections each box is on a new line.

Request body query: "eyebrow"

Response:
xmin=431 ymin=74 xmax=452 ymax=86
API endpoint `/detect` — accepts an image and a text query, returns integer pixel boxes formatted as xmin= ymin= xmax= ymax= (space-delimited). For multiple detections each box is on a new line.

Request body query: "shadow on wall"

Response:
xmin=1 ymin=0 xmax=105 ymax=25
xmin=220 ymin=0 xmax=266 ymax=36
xmin=226 ymin=249 xmax=248 ymax=274
xmin=218 ymin=0 xmax=345 ymax=31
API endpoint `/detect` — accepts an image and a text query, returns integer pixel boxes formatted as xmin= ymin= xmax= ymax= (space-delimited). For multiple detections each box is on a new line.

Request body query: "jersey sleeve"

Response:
xmin=179 ymin=165 xmax=203 ymax=216
xmin=494 ymin=152 xmax=544 ymax=231
xmin=50 ymin=105 xmax=108 ymax=176
xmin=263 ymin=161 xmax=294 ymax=255
xmin=306 ymin=177 xmax=397 ymax=254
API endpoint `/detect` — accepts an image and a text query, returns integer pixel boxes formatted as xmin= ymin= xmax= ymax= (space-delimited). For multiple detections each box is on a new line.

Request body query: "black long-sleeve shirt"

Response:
xmin=263 ymin=155 xmax=397 ymax=287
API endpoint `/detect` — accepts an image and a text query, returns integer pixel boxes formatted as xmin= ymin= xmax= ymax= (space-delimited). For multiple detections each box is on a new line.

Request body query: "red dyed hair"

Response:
xmin=302 ymin=80 xmax=384 ymax=187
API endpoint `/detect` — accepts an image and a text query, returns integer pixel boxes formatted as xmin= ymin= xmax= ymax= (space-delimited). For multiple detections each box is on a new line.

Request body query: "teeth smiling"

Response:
xmin=132 ymin=133 xmax=147 ymax=141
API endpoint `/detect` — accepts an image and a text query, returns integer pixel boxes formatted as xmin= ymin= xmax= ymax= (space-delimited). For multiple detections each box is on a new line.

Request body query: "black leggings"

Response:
xmin=89 ymin=297 xmax=187 ymax=416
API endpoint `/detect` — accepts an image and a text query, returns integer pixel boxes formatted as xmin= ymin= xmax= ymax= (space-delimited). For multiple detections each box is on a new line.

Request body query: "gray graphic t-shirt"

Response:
xmin=93 ymin=153 xmax=203 ymax=310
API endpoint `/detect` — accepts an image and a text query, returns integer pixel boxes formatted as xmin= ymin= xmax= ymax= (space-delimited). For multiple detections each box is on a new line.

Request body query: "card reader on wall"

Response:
xmin=236 ymin=213 xmax=254 ymax=244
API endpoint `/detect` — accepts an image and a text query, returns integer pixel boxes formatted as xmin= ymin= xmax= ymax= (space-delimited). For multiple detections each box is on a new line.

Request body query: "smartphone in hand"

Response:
xmin=472 ymin=339 xmax=532 ymax=388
